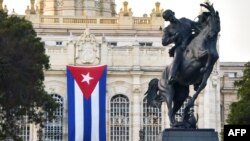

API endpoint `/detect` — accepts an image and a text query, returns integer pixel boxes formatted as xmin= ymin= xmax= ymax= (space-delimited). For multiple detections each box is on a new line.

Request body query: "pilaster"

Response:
xmin=67 ymin=40 xmax=75 ymax=65
xmin=131 ymin=72 xmax=143 ymax=141
xmin=203 ymin=72 xmax=221 ymax=132
xmin=132 ymin=45 xmax=140 ymax=70
xmin=100 ymin=35 xmax=108 ymax=65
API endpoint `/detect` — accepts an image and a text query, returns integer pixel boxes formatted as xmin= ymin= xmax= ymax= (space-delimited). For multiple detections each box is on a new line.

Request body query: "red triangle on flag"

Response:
xmin=67 ymin=65 xmax=107 ymax=100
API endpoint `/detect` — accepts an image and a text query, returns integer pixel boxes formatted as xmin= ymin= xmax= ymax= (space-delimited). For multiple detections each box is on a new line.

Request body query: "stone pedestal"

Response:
xmin=158 ymin=129 xmax=219 ymax=141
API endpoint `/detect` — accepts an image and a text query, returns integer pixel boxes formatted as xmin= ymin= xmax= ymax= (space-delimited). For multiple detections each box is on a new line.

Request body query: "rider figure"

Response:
xmin=162 ymin=9 xmax=196 ymax=84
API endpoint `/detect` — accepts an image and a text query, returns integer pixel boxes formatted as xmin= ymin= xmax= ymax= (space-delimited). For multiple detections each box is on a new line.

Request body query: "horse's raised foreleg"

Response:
xmin=193 ymin=58 xmax=217 ymax=102
xmin=195 ymin=46 xmax=219 ymax=101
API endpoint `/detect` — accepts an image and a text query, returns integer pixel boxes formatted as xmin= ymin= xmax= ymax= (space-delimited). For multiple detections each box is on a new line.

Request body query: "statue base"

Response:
xmin=157 ymin=128 xmax=219 ymax=141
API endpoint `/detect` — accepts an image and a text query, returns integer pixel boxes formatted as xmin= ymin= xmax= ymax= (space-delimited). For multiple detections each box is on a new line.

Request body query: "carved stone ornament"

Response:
xmin=75 ymin=28 xmax=100 ymax=65
xmin=56 ymin=0 xmax=64 ymax=7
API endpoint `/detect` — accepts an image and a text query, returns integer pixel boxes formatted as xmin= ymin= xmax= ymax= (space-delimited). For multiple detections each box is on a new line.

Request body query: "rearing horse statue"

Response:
xmin=145 ymin=3 xmax=220 ymax=128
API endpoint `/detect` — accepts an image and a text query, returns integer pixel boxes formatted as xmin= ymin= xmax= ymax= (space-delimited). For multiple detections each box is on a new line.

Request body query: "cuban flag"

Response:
xmin=67 ymin=65 xmax=107 ymax=141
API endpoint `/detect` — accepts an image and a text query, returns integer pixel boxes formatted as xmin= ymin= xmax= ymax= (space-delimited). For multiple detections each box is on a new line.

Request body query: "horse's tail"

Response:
xmin=145 ymin=78 xmax=162 ymax=108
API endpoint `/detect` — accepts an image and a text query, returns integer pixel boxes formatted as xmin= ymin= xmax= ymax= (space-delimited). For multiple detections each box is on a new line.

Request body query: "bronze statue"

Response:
xmin=145 ymin=2 xmax=220 ymax=128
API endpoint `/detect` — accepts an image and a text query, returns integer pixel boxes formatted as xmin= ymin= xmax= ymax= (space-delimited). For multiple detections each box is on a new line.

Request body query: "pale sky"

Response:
xmin=3 ymin=0 xmax=250 ymax=62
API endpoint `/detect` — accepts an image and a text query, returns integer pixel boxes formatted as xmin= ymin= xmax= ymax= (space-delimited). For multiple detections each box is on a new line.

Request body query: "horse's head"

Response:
xmin=200 ymin=3 xmax=221 ymax=36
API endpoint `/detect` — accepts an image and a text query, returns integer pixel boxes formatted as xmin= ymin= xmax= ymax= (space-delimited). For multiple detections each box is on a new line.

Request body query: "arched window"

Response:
xmin=143 ymin=98 xmax=162 ymax=141
xmin=43 ymin=94 xmax=63 ymax=141
xmin=110 ymin=94 xmax=129 ymax=141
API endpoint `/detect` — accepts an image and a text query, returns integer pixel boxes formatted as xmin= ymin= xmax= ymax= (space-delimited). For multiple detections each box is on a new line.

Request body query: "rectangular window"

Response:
xmin=139 ymin=42 xmax=153 ymax=46
xmin=225 ymin=72 xmax=237 ymax=78
xmin=109 ymin=42 xmax=117 ymax=47
xmin=139 ymin=42 xmax=145 ymax=46
xmin=56 ymin=41 xmax=63 ymax=46
xmin=146 ymin=42 xmax=153 ymax=46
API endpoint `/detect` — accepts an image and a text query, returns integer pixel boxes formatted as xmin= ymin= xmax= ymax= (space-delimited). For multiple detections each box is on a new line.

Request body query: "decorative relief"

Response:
xmin=48 ymin=87 xmax=56 ymax=93
xmin=47 ymin=85 xmax=64 ymax=94
xmin=56 ymin=0 xmax=63 ymax=7
xmin=76 ymin=0 xmax=83 ymax=7
xmin=144 ymin=115 xmax=159 ymax=124
xmin=133 ymin=85 xmax=141 ymax=93
xmin=112 ymin=115 xmax=129 ymax=125
xmin=45 ymin=81 xmax=66 ymax=95
xmin=56 ymin=0 xmax=64 ymax=7
xmin=75 ymin=28 xmax=100 ymax=65
xmin=95 ymin=1 xmax=101 ymax=8
xmin=211 ymin=75 xmax=218 ymax=87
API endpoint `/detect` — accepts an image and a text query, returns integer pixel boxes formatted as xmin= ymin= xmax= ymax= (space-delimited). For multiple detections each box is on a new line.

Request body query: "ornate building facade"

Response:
xmin=0 ymin=0 xmax=244 ymax=141
xmin=220 ymin=62 xmax=245 ymax=130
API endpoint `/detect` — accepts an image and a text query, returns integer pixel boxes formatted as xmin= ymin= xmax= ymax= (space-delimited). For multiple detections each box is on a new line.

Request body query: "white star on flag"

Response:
xmin=81 ymin=72 xmax=94 ymax=84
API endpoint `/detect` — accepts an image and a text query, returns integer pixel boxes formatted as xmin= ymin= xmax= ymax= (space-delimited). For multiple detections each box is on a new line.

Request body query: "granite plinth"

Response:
xmin=157 ymin=128 xmax=219 ymax=141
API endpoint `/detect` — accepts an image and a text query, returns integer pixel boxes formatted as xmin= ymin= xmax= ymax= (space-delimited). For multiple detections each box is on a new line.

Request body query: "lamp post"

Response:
xmin=37 ymin=128 xmax=42 ymax=141
xmin=139 ymin=128 xmax=145 ymax=141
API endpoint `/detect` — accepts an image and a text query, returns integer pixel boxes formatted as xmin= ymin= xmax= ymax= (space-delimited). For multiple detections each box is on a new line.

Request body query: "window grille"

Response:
xmin=110 ymin=94 xmax=130 ymax=141
xmin=143 ymin=98 xmax=162 ymax=141
xmin=43 ymin=94 xmax=63 ymax=141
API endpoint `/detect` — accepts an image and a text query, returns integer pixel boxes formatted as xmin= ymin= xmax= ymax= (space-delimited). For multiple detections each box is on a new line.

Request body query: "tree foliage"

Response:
xmin=227 ymin=62 xmax=250 ymax=124
xmin=0 ymin=11 xmax=58 ymax=140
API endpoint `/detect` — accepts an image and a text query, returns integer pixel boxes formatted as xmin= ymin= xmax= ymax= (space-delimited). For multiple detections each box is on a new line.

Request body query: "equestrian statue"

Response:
xmin=145 ymin=2 xmax=220 ymax=128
